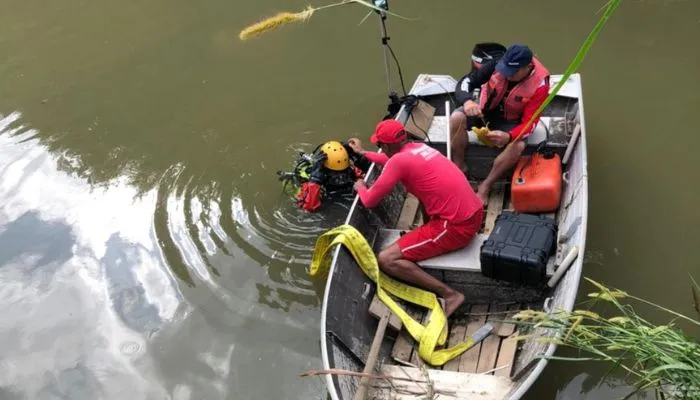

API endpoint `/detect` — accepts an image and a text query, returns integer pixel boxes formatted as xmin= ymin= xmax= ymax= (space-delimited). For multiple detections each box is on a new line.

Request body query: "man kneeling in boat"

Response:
xmin=450 ymin=43 xmax=550 ymax=204
xmin=347 ymin=120 xmax=483 ymax=317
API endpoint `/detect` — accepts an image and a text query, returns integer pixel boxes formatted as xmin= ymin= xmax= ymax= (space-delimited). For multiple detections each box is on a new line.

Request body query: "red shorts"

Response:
xmin=397 ymin=208 xmax=484 ymax=262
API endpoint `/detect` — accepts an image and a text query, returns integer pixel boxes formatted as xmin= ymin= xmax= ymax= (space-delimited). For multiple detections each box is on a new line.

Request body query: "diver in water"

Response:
xmin=277 ymin=140 xmax=371 ymax=212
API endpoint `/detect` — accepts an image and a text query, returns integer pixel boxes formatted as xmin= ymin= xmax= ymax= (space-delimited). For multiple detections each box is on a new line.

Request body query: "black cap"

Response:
xmin=496 ymin=44 xmax=534 ymax=77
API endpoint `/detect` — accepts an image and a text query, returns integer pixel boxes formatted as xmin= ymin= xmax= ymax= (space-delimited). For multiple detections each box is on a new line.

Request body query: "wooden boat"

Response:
xmin=319 ymin=73 xmax=588 ymax=399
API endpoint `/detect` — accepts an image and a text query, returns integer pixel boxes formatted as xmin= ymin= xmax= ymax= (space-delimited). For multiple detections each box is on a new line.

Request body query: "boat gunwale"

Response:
xmin=508 ymin=73 xmax=589 ymax=399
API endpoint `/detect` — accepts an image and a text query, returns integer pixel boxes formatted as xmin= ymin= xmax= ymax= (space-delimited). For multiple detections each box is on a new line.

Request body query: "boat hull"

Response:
xmin=319 ymin=73 xmax=589 ymax=400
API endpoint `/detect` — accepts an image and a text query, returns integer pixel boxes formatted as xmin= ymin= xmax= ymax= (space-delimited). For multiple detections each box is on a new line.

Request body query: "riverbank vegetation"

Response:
xmin=513 ymin=277 xmax=700 ymax=399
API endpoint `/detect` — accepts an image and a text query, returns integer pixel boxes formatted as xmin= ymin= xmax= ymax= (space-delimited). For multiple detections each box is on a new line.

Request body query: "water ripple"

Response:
xmin=0 ymin=111 xmax=329 ymax=400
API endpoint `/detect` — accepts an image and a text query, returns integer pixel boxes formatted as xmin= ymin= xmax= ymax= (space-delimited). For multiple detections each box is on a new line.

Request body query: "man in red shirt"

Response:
xmin=450 ymin=44 xmax=550 ymax=204
xmin=348 ymin=119 xmax=483 ymax=317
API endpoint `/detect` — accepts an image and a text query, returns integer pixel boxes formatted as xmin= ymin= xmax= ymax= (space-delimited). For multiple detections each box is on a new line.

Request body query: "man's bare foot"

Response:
xmin=443 ymin=291 xmax=465 ymax=318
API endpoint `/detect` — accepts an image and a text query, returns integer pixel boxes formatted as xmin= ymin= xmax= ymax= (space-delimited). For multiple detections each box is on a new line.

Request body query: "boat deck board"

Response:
xmin=388 ymin=302 xmax=528 ymax=378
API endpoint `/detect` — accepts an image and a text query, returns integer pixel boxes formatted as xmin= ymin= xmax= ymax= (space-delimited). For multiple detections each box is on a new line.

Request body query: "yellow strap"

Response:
xmin=309 ymin=224 xmax=480 ymax=366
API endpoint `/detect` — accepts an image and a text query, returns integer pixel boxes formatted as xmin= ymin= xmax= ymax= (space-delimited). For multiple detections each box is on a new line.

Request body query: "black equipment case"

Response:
xmin=479 ymin=211 xmax=557 ymax=287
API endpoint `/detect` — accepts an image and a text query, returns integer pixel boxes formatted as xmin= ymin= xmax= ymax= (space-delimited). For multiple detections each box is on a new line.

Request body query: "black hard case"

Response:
xmin=479 ymin=211 xmax=557 ymax=287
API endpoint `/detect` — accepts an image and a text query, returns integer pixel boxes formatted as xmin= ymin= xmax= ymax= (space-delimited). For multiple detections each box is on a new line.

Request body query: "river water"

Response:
xmin=1 ymin=1 xmax=698 ymax=399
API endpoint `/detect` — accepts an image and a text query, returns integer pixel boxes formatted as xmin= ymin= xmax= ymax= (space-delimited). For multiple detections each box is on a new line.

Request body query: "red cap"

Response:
xmin=370 ymin=119 xmax=407 ymax=145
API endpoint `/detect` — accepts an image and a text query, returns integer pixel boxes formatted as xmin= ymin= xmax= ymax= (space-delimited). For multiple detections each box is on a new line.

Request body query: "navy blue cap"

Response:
xmin=496 ymin=44 xmax=534 ymax=77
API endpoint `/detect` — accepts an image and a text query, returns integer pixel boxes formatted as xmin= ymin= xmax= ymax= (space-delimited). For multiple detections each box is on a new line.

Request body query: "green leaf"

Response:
xmin=512 ymin=0 xmax=621 ymax=142
xmin=646 ymin=362 xmax=694 ymax=376
xmin=690 ymin=273 xmax=700 ymax=318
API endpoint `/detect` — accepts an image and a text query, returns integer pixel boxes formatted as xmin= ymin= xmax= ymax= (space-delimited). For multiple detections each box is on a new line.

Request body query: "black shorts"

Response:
xmin=452 ymin=106 xmax=518 ymax=132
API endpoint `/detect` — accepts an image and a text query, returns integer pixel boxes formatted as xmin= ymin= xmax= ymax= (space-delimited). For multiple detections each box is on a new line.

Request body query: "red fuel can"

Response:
xmin=511 ymin=152 xmax=562 ymax=213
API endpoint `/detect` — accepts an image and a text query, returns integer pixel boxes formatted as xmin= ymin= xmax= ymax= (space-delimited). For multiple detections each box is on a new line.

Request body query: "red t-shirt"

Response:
xmin=357 ymin=143 xmax=482 ymax=223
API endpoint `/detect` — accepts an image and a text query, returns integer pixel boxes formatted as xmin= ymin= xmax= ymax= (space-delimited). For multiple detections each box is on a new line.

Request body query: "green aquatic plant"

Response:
xmin=512 ymin=278 xmax=700 ymax=400
xmin=512 ymin=0 xmax=622 ymax=142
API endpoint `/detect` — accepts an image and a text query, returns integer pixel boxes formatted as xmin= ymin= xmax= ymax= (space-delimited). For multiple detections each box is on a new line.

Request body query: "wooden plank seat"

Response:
xmin=373 ymin=228 xmax=486 ymax=272
xmin=421 ymin=114 xmax=571 ymax=181
xmin=425 ymin=115 xmax=555 ymax=147
xmin=373 ymin=228 xmax=555 ymax=278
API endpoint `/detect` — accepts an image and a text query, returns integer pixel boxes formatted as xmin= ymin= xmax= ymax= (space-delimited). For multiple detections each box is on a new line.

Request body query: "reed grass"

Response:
xmin=239 ymin=0 xmax=413 ymax=41
xmin=239 ymin=8 xmax=315 ymax=41
xmin=512 ymin=277 xmax=700 ymax=399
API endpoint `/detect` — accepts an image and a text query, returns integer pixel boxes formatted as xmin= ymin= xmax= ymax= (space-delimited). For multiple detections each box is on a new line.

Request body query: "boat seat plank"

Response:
xmin=374 ymin=229 xmax=486 ymax=272
xmin=372 ymin=366 xmax=512 ymax=400
xmin=457 ymin=304 xmax=489 ymax=373
xmin=377 ymin=228 xmax=557 ymax=278
xmin=426 ymin=115 xmax=552 ymax=147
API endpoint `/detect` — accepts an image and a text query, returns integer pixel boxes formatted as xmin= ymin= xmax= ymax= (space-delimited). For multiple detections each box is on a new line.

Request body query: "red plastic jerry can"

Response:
xmin=511 ymin=152 xmax=562 ymax=213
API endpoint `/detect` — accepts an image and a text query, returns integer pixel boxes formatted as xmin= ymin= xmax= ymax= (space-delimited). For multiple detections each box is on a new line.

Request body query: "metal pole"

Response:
xmin=445 ymin=101 xmax=451 ymax=161
xmin=378 ymin=12 xmax=393 ymax=99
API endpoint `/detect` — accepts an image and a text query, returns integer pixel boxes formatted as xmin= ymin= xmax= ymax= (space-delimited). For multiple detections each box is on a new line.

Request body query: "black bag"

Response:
xmin=470 ymin=42 xmax=507 ymax=72
xmin=479 ymin=211 xmax=557 ymax=287
xmin=455 ymin=42 xmax=508 ymax=106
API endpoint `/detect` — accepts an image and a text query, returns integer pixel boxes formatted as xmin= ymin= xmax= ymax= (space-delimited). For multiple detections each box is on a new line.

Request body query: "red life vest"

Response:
xmin=478 ymin=57 xmax=550 ymax=122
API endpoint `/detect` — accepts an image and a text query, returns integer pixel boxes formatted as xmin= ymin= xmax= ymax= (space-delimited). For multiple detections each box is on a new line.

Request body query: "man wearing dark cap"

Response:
xmin=450 ymin=43 xmax=550 ymax=204
xmin=346 ymin=119 xmax=483 ymax=317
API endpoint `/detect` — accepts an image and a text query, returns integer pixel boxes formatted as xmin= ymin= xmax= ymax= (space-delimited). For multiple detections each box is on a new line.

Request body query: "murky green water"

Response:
xmin=1 ymin=0 xmax=698 ymax=399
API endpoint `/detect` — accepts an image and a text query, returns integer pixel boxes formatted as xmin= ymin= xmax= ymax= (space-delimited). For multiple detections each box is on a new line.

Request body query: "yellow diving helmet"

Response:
xmin=320 ymin=141 xmax=350 ymax=171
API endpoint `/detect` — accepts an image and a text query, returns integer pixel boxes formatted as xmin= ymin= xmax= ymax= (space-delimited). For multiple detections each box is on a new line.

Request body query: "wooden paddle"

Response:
xmin=354 ymin=306 xmax=391 ymax=400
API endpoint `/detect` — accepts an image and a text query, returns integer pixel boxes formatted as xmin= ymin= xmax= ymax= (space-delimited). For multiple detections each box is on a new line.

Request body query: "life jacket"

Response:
xmin=478 ymin=57 xmax=550 ymax=122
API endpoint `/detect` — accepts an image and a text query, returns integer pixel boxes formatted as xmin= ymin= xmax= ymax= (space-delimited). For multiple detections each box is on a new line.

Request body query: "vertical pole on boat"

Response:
xmin=373 ymin=0 xmax=400 ymax=116
xmin=377 ymin=10 xmax=393 ymax=99
xmin=445 ymin=101 xmax=451 ymax=161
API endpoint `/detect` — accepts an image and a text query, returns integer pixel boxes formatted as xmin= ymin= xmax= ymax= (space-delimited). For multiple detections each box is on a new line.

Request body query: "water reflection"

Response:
xmin=1 ymin=105 xmax=329 ymax=308
xmin=0 ymin=212 xmax=75 ymax=286
xmin=0 ymin=111 xmax=326 ymax=399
